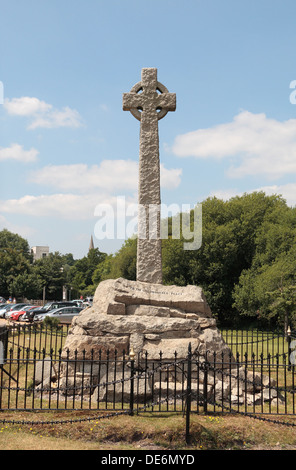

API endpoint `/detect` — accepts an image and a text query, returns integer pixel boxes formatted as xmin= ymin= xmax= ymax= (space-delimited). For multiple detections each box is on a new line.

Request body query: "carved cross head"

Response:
xmin=123 ymin=68 xmax=176 ymax=121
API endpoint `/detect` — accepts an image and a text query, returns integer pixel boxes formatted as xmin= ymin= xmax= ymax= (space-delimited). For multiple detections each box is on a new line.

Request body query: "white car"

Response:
xmin=0 ymin=304 xmax=13 ymax=318
xmin=34 ymin=306 xmax=84 ymax=323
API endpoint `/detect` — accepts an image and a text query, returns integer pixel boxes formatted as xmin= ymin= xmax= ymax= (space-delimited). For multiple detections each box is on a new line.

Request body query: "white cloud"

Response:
xmin=0 ymin=160 xmax=182 ymax=222
xmin=172 ymin=111 xmax=296 ymax=180
xmin=207 ymin=188 xmax=241 ymax=201
xmin=29 ymin=160 xmax=182 ymax=192
xmin=0 ymin=193 xmax=140 ymax=221
xmin=4 ymin=96 xmax=83 ymax=130
xmin=29 ymin=161 xmax=138 ymax=193
xmin=0 ymin=143 xmax=39 ymax=163
xmin=28 ymin=106 xmax=83 ymax=130
xmin=0 ymin=193 xmax=108 ymax=220
xmin=4 ymin=97 xmax=51 ymax=116
xmin=256 ymin=183 xmax=296 ymax=207
xmin=160 ymin=164 xmax=182 ymax=189
xmin=208 ymin=183 xmax=296 ymax=208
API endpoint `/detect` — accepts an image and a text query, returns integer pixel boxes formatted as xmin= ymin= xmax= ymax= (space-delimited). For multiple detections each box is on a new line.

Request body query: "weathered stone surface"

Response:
xmin=92 ymin=370 xmax=153 ymax=403
xmin=96 ymin=277 xmax=213 ymax=316
xmin=143 ymin=338 xmax=200 ymax=361
xmin=198 ymin=328 xmax=231 ymax=362
xmin=34 ymin=357 xmax=57 ymax=385
xmin=61 ymin=333 xmax=129 ymax=360
xmin=127 ymin=304 xmax=177 ymax=317
xmin=63 ymin=278 xmax=224 ymax=362
xmin=123 ymin=68 xmax=176 ymax=284
xmin=91 ymin=279 xmax=126 ymax=316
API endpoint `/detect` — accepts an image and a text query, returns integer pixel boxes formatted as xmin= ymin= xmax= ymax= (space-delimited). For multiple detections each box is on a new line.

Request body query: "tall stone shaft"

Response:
xmin=123 ymin=68 xmax=176 ymax=284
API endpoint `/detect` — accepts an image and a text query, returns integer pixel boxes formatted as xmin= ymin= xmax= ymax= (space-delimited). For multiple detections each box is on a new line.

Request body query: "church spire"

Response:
xmin=89 ymin=235 xmax=94 ymax=252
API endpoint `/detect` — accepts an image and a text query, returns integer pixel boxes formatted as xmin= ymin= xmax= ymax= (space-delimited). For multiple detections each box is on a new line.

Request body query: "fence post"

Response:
xmin=129 ymin=346 xmax=135 ymax=416
xmin=203 ymin=351 xmax=208 ymax=414
xmin=287 ymin=326 xmax=292 ymax=371
xmin=186 ymin=342 xmax=192 ymax=445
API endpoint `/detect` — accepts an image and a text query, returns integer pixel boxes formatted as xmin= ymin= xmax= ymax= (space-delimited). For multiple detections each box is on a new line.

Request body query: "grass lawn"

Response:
xmin=0 ymin=409 xmax=296 ymax=451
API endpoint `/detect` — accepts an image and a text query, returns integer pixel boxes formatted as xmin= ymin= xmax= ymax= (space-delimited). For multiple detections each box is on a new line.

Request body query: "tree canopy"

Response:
xmin=0 ymin=229 xmax=32 ymax=298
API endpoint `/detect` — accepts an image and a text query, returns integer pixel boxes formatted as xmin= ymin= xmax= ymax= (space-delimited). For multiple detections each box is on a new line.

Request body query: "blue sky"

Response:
xmin=1 ymin=0 xmax=296 ymax=259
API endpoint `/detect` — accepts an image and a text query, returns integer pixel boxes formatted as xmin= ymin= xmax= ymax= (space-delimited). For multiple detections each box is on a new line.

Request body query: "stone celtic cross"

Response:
xmin=123 ymin=68 xmax=176 ymax=284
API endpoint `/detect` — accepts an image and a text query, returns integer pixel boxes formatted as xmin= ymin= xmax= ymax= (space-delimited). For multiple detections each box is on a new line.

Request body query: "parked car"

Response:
xmin=21 ymin=307 xmax=45 ymax=322
xmin=10 ymin=305 xmax=38 ymax=322
xmin=0 ymin=304 xmax=13 ymax=318
xmin=71 ymin=299 xmax=85 ymax=307
xmin=21 ymin=301 xmax=80 ymax=322
xmin=0 ymin=297 xmax=6 ymax=304
xmin=33 ymin=306 xmax=84 ymax=323
xmin=4 ymin=303 xmax=30 ymax=319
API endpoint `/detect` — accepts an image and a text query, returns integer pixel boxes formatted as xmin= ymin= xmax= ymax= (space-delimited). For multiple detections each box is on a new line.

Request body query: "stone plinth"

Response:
xmin=62 ymin=278 xmax=230 ymax=362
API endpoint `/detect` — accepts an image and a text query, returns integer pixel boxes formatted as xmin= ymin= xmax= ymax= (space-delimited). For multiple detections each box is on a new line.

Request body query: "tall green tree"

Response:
xmin=68 ymin=248 xmax=107 ymax=297
xmin=92 ymin=254 xmax=114 ymax=285
xmin=0 ymin=229 xmax=32 ymax=298
xmin=108 ymin=238 xmax=137 ymax=281
xmin=33 ymin=252 xmax=67 ymax=300
xmin=233 ymin=202 xmax=296 ymax=328
xmin=10 ymin=272 xmax=44 ymax=299
xmin=161 ymin=193 xmax=285 ymax=324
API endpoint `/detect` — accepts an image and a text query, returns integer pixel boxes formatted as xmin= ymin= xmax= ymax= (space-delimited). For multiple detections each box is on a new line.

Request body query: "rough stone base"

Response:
xmin=62 ymin=277 xmax=230 ymax=362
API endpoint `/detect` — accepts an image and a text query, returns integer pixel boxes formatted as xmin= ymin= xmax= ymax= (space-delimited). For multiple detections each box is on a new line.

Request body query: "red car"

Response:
xmin=10 ymin=306 xmax=38 ymax=321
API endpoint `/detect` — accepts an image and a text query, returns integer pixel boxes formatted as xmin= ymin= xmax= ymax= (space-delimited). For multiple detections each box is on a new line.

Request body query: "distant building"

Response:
xmin=89 ymin=235 xmax=94 ymax=252
xmin=31 ymin=246 xmax=50 ymax=261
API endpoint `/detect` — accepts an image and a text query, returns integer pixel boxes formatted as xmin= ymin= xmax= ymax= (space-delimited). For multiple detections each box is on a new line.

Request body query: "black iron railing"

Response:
xmin=0 ymin=323 xmax=295 ymax=418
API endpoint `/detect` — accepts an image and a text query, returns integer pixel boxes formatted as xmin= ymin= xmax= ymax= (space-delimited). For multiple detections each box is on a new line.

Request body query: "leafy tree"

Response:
xmin=33 ymin=252 xmax=66 ymax=300
xmin=68 ymin=248 xmax=107 ymax=297
xmin=0 ymin=229 xmax=32 ymax=298
xmin=267 ymin=284 xmax=296 ymax=332
xmin=162 ymin=238 xmax=191 ymax=286
xmin=233 ymin=202 xmax=296 ymax=328
xmin=92 ymin=254 xmax=114 ymax=284
xmin=10 ymin=272 xmax=44 ymax=299
xmin=193 ymin=193 xmax=290 ymax=324
xmin=0 ymin=229 xmax=32 ymax=259
xmin=160 ymin=193 xmax=282 ymax=323
xmin=107 ymin=238 xmax=137 ymax=281
xmin=61 ymin=253 xmax=76 ymax=267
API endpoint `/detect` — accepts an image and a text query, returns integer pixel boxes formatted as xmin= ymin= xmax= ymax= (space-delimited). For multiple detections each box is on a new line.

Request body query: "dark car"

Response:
xmin=21 ymin=301 xmax=80 ymax=322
